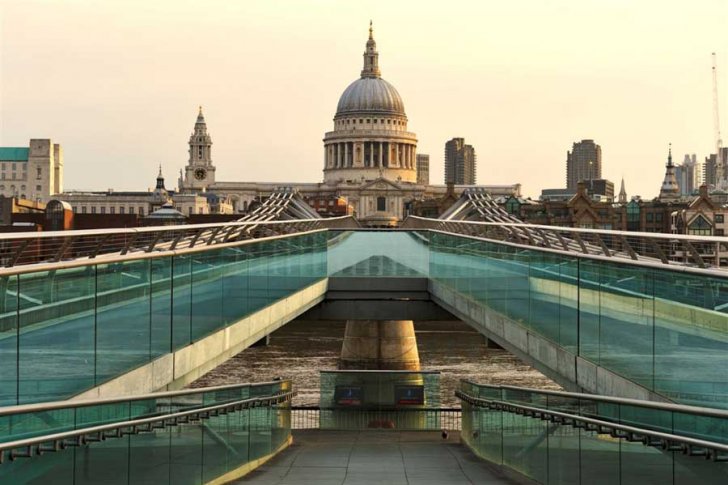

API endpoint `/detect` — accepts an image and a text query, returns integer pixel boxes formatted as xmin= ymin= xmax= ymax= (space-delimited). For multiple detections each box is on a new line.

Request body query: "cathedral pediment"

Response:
xmin=359 ymin=177 xmax=402 ymax=191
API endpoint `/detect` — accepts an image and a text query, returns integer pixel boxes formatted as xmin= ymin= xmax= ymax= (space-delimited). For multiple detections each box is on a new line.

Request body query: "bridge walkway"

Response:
xmin=237 ymin=429 xmax=514 ymax=485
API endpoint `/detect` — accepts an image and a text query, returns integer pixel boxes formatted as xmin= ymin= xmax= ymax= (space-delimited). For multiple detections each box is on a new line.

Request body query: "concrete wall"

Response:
xmin=429 ymin=280 xmax=672 ymax=403
xmin=73 ymin=280 xmax=327 ymax=400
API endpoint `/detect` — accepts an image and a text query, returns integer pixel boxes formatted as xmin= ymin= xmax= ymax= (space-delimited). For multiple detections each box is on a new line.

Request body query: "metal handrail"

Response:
xmin=405 ymin=215 xmax=728 ymax=243
xmin=406 ymin=215 xmax=728 ymax=270
xmin=0 ymin=227 xmax=329 ymax=277
xmin=0 ymin=380 xmax=289 ymax=417
xmin=460 ymin=381 xmax=728 ymax=420
xmin=456 ymin=390 xmax=728 ymax=460
xmin=0 ymin=217 xmax=351 ymax=241
xmin=0 ymin=215 xmax=358 ymax=271
xmin=0 ymin=390 xmax=295 ymax=464
xmin=426 ymin=228 xmax=728 ymax=278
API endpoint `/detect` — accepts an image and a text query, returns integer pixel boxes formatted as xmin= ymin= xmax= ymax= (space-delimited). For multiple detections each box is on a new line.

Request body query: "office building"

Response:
xmin=566 ymin=139 xmax=601 ymax=190
xmin=416 ymin=154 xmax=429 ymax=185
xmin=444 ymin=138 xmax=476 ymax=185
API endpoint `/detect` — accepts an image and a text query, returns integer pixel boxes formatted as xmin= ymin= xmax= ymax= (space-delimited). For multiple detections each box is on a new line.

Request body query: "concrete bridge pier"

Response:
xmin=339 ymin=320 xmax=420 ymax=370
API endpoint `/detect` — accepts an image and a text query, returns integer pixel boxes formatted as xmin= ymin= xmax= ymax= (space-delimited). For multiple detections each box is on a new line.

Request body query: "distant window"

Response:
xmin=91 ymin=207 xmax=97 ymax=214
xmin=716 ymin=214 xmax=724 ymax=223
xmin=110 ymin=207 xmax=115 ymax=214
xmin=716 ymin=229 xmax=725 ymax=236
xmin=100 ymin=207 xmax=106 ymax=214
xmin=377 ymin=197 xmax=386 ymax=211
xmin=359 ymin=119 xmax=363 ymax=124
xmin=119 ymin=207 xmax=125 ymax=214
xmin=129 ymin=207 xmax=134 ymax=214
xmin=20 ymin=185 xmax=25 ymax=191
xmin=139 ymin=207 xmax=144 ymax=215
xmin=374 ymin=119 xmax=377 ymax=123
xmin=82 ymin=206 xmax=87 ymax=214
xmin=367 ymin=119 xmax=370 ymax=123
xmin=188 ymin=207 xmax=193 ymax=215
xmin=20 ymin=194 xmax=25 ymax=199
xmin=36 ymin=185 xmax=41 ymax=191
xmin=198 ymin=207 xmax=203 ymax=214
xmin=72 ymin=206 xmax=77 ymax=213
xmin=646 ymin=213 xmax=653 ymax=222
xmin=1 ymin=164 xmax=5 ymax=171
xmin=688 ymin=214 xmax=712 ymax=235
xmin=12 ymin=164 xmax=16 ymax=171
xmin=36 ymin=167 xmax=41 ymax=179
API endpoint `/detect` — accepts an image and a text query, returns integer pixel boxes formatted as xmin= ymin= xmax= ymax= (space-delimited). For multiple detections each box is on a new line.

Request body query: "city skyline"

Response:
xmin=2 ymin=0 xmax=728 ymax=198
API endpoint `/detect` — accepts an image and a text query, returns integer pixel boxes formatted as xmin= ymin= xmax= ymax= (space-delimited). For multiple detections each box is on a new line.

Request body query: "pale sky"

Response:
xmin=1 ymin=0 xmax=727 ymax=198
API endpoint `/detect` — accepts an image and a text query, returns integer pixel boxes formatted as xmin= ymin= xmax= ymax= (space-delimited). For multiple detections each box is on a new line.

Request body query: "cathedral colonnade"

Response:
xmin=325 ymin=140 xmax=417 ymax=170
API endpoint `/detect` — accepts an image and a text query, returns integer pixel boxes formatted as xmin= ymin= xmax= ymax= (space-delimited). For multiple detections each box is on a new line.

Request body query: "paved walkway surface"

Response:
xmin=236 ymin=430 xmax=515 ymax=485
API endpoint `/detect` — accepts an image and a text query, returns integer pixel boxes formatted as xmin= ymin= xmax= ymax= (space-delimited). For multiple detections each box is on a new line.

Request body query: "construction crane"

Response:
xmin=713 ymin=52 xmax=724 ymax=187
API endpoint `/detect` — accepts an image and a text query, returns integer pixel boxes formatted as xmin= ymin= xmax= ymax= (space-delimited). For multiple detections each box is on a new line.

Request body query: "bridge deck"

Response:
xmin=237 ymin=429 xmax=514 ymax=485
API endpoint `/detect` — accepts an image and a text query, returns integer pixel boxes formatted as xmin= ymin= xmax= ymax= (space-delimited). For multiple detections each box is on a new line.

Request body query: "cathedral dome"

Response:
xmin=336 ymin=77 xmax=405 ymax=117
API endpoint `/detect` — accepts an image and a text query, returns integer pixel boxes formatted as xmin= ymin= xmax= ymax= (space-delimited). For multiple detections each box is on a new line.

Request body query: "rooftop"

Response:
xmin=0 ymin=148 xmax=29 ymax=162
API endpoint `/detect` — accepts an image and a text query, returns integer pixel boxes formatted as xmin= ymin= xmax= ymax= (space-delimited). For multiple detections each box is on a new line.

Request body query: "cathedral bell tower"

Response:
xmin=183 ymin=106 xmax=215 ymax=190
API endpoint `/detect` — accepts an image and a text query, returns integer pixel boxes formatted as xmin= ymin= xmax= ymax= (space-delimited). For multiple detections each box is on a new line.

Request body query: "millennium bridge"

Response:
xmin=0 ymin=190 xmax=727 ymax=484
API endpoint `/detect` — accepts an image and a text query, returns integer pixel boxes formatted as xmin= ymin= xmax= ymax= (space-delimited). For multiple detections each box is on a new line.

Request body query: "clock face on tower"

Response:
xmin=194 ymin=168 xmax=207 ymax=181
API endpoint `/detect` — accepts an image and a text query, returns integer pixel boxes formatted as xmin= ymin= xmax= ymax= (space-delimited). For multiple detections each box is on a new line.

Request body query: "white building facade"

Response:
xmin=0 ymin=139 xmax=63 ymax=202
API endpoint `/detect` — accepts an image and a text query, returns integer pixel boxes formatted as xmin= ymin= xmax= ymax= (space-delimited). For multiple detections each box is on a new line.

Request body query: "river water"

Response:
xmin=190 ymin=319 xmax=560 ymax=407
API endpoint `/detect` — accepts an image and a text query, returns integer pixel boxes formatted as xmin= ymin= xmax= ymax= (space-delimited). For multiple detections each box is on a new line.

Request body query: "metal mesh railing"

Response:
xmin=291 ymin=406 xmax=461 ymax=431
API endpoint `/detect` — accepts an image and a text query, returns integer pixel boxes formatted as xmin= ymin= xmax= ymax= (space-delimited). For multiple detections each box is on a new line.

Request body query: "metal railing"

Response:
xmin=291 ymin=406 xmax=462 ymax=431
xmin=0 ymin=215 xmax=357 ymax=270
xmin=0 ymin=391 xmax=295 ymax=464
xmin=457 ymin=388 xmax=728 ymax=462
xmin=404 ymin=215 xmax=728 ymax=270
xmin=0 ymin=380 xmax=290 ymax=419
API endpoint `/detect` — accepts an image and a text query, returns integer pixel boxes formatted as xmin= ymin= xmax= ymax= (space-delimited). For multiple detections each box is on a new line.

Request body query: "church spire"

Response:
xmin=361 ymin=21 xmax=381 ymax=78
xmin=156 ymin=164 xmax=166 ymax=190
xmin=618 ymin=176 xmax=627 ymax=204
xmin=660 ymin=143 xmax=680 ymax=200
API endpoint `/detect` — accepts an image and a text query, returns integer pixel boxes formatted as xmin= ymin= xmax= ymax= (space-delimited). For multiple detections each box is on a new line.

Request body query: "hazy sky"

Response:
xmin=2 ymin=0 xmax=728 ymax=198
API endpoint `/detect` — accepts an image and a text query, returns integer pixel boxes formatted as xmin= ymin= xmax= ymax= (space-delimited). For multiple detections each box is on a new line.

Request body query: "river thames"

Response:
xmin=191 ymin=318 xmax=560 ymax=407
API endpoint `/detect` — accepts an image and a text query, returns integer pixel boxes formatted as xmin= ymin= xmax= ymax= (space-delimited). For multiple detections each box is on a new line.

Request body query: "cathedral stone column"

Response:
xmin=344 ymin=142 xmax=349 ymax=167
xmin=340 ymin=320 xmax=421 ymax=370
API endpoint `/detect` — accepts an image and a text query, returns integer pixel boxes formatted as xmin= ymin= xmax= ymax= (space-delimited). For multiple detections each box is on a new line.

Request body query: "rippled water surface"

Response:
xmin=190 ymin=319 xmax=560 ymax=406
